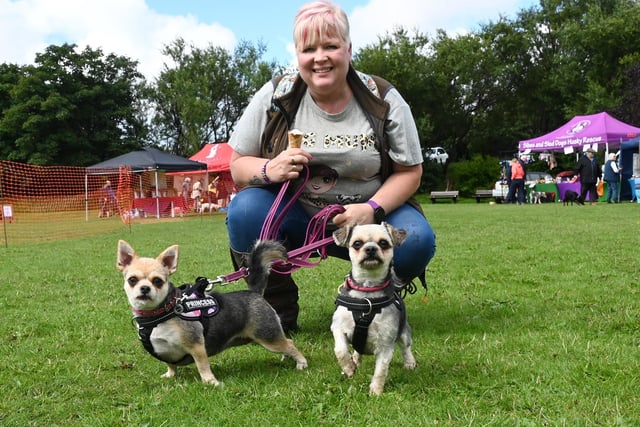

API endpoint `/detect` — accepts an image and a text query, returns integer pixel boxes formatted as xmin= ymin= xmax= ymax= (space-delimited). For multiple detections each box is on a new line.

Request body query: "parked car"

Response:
xmin=492 ymin=165 xmax=554 ymax=203
xmin=424 ymin=147 xmax=448 ymax=164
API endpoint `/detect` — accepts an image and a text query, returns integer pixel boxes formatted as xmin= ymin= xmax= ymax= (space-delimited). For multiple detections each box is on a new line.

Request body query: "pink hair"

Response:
xmin=293 ymin=1 xmax=350 ymax=51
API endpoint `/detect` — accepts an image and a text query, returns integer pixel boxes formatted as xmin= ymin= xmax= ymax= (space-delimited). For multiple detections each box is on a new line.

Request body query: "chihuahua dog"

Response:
xmin=331 ymin=223 xmax=416 ymax=395
xmin=117 ymin=239 xmax=307 ymax=386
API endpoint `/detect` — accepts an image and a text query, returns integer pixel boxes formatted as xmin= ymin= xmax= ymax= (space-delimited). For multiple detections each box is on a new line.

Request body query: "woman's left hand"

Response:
xmin=332 ymin=203 xmax=374 ymax=227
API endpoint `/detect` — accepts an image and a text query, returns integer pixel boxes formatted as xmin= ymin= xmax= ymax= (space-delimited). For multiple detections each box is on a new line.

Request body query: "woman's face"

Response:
xmin=296 ymin=35 xmax=351 ymax=97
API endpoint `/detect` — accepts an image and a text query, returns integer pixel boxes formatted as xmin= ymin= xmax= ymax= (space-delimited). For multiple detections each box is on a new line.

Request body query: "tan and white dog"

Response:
xmin=331 ymin=223 xmax=416 ymax=395
xmin=117 ymin=239 xmax=307 ymax=386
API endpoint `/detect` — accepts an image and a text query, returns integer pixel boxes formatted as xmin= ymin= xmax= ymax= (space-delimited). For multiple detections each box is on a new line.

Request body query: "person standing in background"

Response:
xmin=507 ymin=158 xmax=525 ymax=204
xmin=207 ymin=176 xmax=219 ymax=203
xmin=99 ymin=180 xmax=117 ymax=218
xmin=603 ymin=152 xmax=622 ymax=203
xmin=574 ymin=148 xmax=601 ymax=205
xmin=181 ymin=177 xmax=191 ymax=208
xmin=191 ymin=178 xmax=203 ymax=212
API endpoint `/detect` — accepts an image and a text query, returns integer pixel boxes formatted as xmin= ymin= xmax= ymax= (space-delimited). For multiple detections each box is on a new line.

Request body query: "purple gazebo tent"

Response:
xmin=519 ymin=112 xmax=640 ymax=153
xmin=519 ymin=112 xmax=640 ymax=202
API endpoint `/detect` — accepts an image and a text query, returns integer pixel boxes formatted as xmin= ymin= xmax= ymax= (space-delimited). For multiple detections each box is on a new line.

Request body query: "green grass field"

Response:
xmin=1 ymin=200 xmax=639 ymax=426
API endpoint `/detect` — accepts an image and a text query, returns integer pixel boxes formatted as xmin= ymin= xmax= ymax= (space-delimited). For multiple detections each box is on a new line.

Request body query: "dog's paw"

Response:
xmin=202 ymin=376 xmax=221 ymax=387
xmin=161 ymin=366 xmax=177 ymax=378
xmin=341 ymin=360 xmax=357 ymax=377
xmin=369 ymin=382 xmax=384 ymax=396
xmin=403 ymin=360 xmax=417 ymax=370
xmin=402 ymin=348 xmax=416 ymax=369
xmin=280 ymin=354 xmax=308 ymax=370
xmin=352 ymin=352 xmax=362 ymax=367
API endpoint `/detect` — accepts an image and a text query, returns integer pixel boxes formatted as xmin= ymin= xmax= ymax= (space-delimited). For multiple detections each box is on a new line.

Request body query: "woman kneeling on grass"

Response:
xmin=225 ymin=0 xmax=436 ymax=333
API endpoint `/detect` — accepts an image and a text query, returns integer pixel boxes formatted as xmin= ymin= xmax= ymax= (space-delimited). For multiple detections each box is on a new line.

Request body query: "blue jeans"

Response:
xmin=605 ymin=179 xmax=619 ymax=202
xmin=507 ymin=179 xmax=525 ymax=204
xmin=226 ymin=186 xmax=436 ymax=281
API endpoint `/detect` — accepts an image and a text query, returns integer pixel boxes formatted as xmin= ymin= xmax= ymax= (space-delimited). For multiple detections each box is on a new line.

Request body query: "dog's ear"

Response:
xmin=117 ymin=240 xmax=136 ymax=271
xmin=382 ymin=222 xmax=408 ymax=246
xmin=333 ymin=224 xmax=353 ymax=247
xmin=157 ymin=245 xmax=179 ymax=274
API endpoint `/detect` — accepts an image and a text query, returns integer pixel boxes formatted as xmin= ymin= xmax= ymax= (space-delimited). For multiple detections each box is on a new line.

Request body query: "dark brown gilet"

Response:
xmin=259 ymin=65 xmax=423 ymax=216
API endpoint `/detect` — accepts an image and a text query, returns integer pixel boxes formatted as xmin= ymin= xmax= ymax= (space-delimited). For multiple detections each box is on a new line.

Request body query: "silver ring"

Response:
xmin=363 ymin=298 xmax=373 ymax=315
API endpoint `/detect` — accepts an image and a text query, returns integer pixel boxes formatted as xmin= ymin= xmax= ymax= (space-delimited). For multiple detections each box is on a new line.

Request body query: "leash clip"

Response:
xmin=174 ymin=293 xmax=190 ymax=313
xmin=204 ymin=277 xmax=226 ymax=293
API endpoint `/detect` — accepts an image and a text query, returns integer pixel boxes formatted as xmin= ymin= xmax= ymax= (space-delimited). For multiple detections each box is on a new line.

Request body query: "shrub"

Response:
xmin=446 ymin=155 xmax=501 ymax=196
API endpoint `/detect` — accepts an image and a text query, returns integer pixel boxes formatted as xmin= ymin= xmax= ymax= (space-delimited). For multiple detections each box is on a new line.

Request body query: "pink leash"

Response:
xmin=259 ymin=165 xmax=345 ymax=273
xmin=273 ymin=203 xmax=345 ymax=273
xmin=259 ymin=165 xmax=310 ymax=241
xmin=206 ymin=165 xmax=344 ymax=290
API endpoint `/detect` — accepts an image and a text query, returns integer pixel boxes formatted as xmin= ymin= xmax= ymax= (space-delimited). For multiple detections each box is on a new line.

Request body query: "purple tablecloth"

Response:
xmin=557 ymin=182 xmax=594 ymax=201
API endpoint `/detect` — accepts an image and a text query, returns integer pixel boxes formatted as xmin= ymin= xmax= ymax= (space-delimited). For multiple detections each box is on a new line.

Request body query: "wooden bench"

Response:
xmin=474 ymin=189 xmax=494 ymax=203
xmin=430 ymin=191 xmax=459 ymax=203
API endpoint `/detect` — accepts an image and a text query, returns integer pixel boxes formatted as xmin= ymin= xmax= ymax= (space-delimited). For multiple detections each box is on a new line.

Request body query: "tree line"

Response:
xmin=1 ymin=0 xmax=638 ymax=172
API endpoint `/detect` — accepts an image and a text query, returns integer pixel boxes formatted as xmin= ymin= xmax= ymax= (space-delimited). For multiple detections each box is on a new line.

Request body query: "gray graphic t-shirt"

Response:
xmin=291 ymin=91 xmax=381 ymax=215
xmin=229 ymin=76 xmax=423 ymax=217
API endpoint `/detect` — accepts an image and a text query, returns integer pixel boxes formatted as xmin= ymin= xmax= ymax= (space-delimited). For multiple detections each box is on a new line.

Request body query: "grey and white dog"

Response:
xmin=331 ymin=223 xmax=416 ymax=395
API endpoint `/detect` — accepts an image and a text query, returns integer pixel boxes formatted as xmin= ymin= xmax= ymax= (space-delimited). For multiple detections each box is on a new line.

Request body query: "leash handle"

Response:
xmin=258 ymin=165 xmax=345 ymax=274
xmin=214 ymin=166 xmax=344 ymax=288
xmin=272 ymin=203 xmax=345 ymax=274
xmin=303 ymin=204 xmax=344 ymax=252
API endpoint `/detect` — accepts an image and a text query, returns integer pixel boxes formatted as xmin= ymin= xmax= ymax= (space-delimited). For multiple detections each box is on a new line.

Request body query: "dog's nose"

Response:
xmin=365 ymin=246 xmax=377 ymax=256
xmin=140 ymin=285 xmax=151 ymax=295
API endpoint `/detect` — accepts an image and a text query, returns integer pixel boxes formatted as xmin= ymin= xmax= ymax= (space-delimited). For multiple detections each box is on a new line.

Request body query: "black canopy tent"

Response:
xmin=85 ymin=147 xmax=207 ymax=219
xmin=87 ymin=147 xmax=207 ymax=172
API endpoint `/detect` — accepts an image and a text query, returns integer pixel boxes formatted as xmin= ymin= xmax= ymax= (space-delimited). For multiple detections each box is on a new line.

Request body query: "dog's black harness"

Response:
xmin=133 ymin=278 xmax=219 ymax=364
xmin=335 ymin=275 xmax=406 ymax=354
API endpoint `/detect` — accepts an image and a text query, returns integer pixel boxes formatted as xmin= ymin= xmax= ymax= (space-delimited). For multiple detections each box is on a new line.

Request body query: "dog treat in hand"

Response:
xmin=288 ymin=129 xmax=303 ymax=148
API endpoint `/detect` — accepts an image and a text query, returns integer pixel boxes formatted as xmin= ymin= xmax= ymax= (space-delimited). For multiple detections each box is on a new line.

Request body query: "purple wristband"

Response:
xmin=366 ymin=200 xmax=381 ymax=210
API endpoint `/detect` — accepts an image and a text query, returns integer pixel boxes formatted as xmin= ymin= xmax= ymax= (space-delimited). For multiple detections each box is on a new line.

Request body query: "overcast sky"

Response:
xmin=1 ymin=0 xmax=538 ymax=80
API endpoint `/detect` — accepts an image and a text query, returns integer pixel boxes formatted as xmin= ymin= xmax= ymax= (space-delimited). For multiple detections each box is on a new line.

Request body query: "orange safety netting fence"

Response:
xmin=0 ymin=160 xmax=234 ymax=245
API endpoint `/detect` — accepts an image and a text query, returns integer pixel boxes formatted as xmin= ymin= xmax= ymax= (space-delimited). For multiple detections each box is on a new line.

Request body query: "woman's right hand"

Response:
xmin=264 ymin=149 xmax=313 ymax=183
